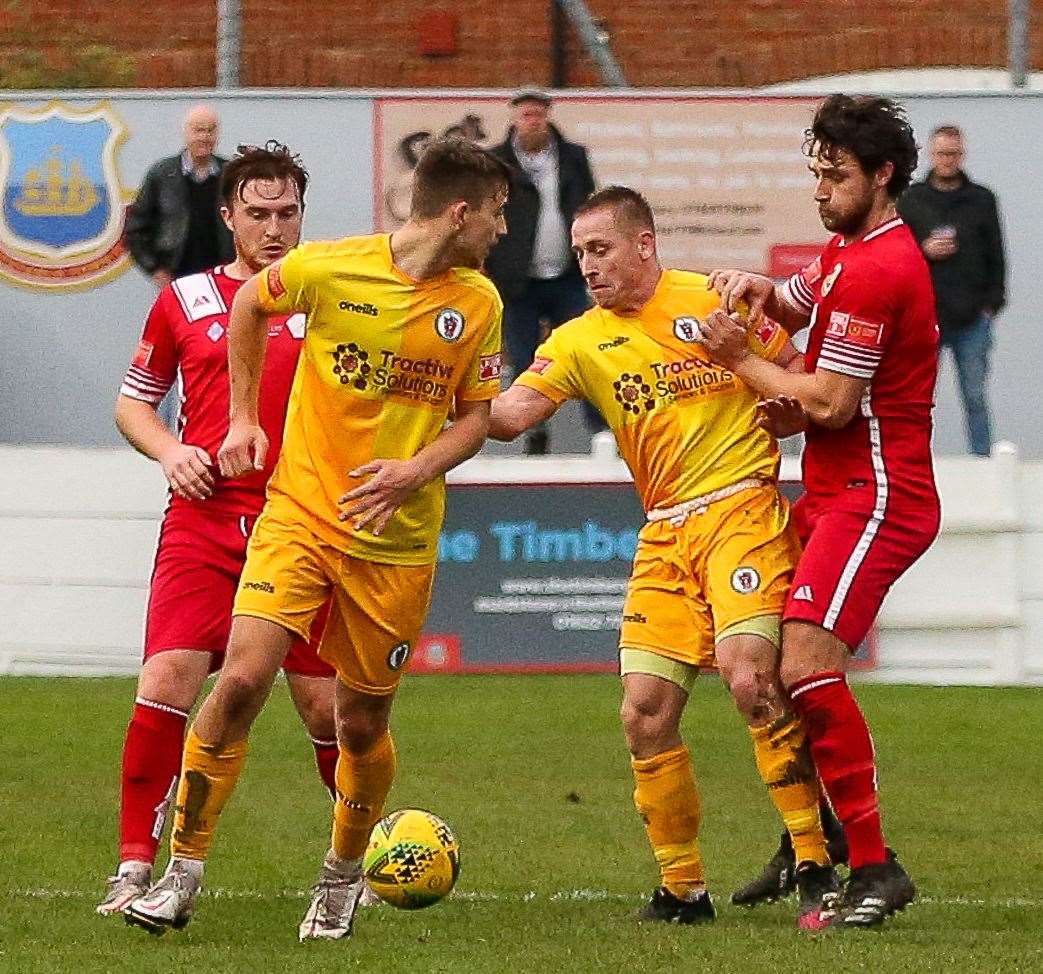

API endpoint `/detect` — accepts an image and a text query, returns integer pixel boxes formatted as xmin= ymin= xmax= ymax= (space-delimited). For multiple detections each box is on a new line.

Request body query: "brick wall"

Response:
xmin=1 ymin=0 xmax=1038 ymax=88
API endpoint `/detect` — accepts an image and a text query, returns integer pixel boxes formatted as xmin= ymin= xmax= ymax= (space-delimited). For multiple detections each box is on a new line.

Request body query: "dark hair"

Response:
xmin=805 ymin=95 xmax=918 ymax=198
xmin=409 ymin=138 xmax=511 ymax=219
xmin=574 ymin=185 xmax=656 ymax=234
xmin=399 ymin=131 xmax=432 ymax=167
xmin=931 ymin=124 xmax=964 ymax=140
xmin=220 ymin=141 xmax=309 ymax=210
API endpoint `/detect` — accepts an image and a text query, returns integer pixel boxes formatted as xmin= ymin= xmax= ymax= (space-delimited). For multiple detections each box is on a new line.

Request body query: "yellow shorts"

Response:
xmin=619 ymin=485 xmax=799 ymax=670
xmin=234 ymin=505 xmax=435 ymax=695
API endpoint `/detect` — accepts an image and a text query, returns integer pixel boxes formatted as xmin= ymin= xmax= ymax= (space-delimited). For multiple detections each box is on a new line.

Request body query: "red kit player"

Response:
xmin=702 ymin=95 xmax=940 ymax=929
xmin=97 ymin=144 xmax=337 ymax=916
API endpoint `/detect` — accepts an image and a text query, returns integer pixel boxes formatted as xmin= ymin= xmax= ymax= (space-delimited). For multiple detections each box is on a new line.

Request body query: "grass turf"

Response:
xmin=1 ymin=675 xmax=1041 ymax=973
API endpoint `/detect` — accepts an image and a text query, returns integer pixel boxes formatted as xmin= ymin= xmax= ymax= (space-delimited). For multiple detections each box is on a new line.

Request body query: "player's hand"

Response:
xmin=756 ymin=397 xmax=808 ymax=438
xmin=699 ymin=309 xmax=751 ymax=369
xmin=217 ymin=421 xmax=268 ymax=479
xmin=707 ymin=269 xmax=774 ymax=319
xmin=159 ymin=443 xmax=214 ymax=500
xmin=338 ymin=458 xmax=426 ymax=537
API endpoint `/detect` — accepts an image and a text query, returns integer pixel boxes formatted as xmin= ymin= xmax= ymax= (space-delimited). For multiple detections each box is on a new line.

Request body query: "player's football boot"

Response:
xmin=638 ymin=887 xmax=716 ymax=924
xmin=833 ymin=849 xmax=916 ymax=929
xmin=298 ymin=850 xmax=365 ymax=941
xmin=794 ymin=860 xmax=840 ymax=931
xmin=731 ymin=840 xmax=797 ymax=905
xmin=123 ymin=860 xmax=201 ymax=934
xmin=731 ymin=824 xmax=849 ymax=906
xmin=96 ymin=862 xmax=151 ymax=916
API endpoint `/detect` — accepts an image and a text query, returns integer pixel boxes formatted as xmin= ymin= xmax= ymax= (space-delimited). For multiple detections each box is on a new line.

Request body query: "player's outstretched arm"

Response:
xmin=488 ymin=385 xmax=559 ymax=442
xmin=116 ymin=395 xmax=214 ymax=500
xmin=700 ymin=310 xmax=865 ymax=429
xmin=707 ymin=269 xmax=809 ymax=334
xmin=219 ymin=274 xmax=271 ymax=478
xmin=339 ymin=398 xmax=491 ymax=537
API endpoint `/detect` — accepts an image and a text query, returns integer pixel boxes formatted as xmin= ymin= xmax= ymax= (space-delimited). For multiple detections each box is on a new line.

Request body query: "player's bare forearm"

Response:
xmin=226 ymin=275 xmax=270 ymax=424
xmin=701 ymin=309 xmax=863 ymax=429
xmin=489 ymin=385 xmax=559 ymax=441
xmin=115 ymin=395 xmax=181 ymax=462
xmin=732 ymin=355 xmax=862 ymax=429
xmin=339 ymin=400 xmax=490 ymax=536
xmin=412 ymin=398 xmax=491 ymax=483
xmin=116 ymin=394 xmax=214 ymax=499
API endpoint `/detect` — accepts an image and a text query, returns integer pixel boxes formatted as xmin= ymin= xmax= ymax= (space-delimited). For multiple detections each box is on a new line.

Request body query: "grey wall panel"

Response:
xmin=0 ymin=92 xmax=373 ymax=446
xmin=1 ymin=91 xmax=1039 ymax=458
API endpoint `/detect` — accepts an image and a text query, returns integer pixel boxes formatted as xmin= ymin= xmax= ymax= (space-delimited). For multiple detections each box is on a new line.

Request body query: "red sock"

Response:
xmin=788 ymin=671 xmax=887 ymax=869
xmin=118 ymin=699 xmax=188 ymax=865
xmin=312 ymin=738 xmax=339 ymax=800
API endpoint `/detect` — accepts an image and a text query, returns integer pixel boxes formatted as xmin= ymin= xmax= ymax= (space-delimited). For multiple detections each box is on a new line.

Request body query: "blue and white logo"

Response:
xmin=0 ymin=100 xmax=132 ymax=289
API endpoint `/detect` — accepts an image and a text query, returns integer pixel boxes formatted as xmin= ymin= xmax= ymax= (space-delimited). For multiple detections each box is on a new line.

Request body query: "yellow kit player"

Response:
xmin=125 ymin=139 xmax=508 ymax=940
xmin=490 ymin=187 xmax=838 ymax=930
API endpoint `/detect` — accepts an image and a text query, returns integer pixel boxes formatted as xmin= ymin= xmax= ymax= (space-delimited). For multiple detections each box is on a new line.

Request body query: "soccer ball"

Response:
xmin=363 ymin=808 xmax=460 ymax=909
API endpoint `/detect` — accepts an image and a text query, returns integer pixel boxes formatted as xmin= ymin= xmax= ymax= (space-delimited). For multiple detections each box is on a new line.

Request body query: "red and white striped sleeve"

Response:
xmin=119 ymin=290 xmax=178 ymax=404
xmin=815 ymin=267 xmax=889 ymax=381
xmin=780 ymin=256 xmax=820 ymax=314
xmin=817 ymin=315 xmax=885 ymax=379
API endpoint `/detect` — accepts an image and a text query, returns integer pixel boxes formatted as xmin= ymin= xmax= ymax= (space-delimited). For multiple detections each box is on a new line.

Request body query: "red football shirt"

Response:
xmin=781 ymin=217 xmax=940 ymax=509
xmin=120 ymin=265 xmax=306 ymax=515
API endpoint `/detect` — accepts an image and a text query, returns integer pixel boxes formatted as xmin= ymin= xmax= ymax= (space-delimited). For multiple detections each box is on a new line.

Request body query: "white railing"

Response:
xmin=1 ymin=443 xmax=1040 ymax=685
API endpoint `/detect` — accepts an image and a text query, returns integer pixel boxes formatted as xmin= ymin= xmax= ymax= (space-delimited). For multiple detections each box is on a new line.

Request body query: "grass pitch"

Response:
xmin=1 ymin=675 xmax=1041 ymax=973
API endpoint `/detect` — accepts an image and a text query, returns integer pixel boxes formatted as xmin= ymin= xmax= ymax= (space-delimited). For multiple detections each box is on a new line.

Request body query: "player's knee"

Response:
xmin=289 ymin=681 xmax=336 ymax=738
xmin=620 ymin=695 xmax=670 ymax=752
xmin=778 ymin=656 xmax=806 ymax=691
xmin=725 ymin=671 xmax=762 ymax=721
xmin=217 ymin=669 xmax=271 ymax=725
xmin=779 ymin=648 xmax=826 ymax=690
xmin=335 ymin=709 xmax=388 ymax=755
xmin=299 ymin=699 xmax=335 ymax=741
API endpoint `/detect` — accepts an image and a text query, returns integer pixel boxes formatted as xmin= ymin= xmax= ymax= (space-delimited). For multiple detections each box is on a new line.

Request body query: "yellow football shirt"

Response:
xmin=516 ymin=269 xmax=788 ymax=512
xmin=257 ymin=233 xmax=503 ymax=564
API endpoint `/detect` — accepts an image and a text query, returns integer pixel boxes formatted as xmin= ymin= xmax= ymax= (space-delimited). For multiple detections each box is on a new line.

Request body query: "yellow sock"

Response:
xmin=170 ymin=727 xmax=248 ymax=860
xmin=331 ymin=732 xmax=397 ymax=860
xmin=631 ymin=744 xmax=704 ymax=898
xmin=749 ymin=714 xmax=829 ymax=866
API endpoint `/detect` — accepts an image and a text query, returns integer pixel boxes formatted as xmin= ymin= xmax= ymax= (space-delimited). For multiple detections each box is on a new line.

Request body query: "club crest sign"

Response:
xmin=435 ymin=307 xmax=465 ymax=342
xmin=0 ymin=100 xmax=133 ymax=290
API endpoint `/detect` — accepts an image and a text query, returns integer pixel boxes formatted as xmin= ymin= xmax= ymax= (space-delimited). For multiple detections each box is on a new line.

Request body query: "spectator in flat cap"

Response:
xmin=486 ymin=91 xmax=603 ymax=454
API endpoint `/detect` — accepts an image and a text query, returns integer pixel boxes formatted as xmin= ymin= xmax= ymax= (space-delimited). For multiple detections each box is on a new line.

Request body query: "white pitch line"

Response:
xmin=8 ymin=888 xmax=1043 ymax=909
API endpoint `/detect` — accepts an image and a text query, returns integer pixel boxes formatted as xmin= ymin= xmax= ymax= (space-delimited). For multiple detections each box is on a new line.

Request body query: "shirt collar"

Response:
xmin=181 ymin=150 xmax=220 ymax=182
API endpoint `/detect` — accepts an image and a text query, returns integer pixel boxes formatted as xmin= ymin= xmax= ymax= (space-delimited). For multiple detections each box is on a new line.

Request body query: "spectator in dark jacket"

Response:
xmin=485 ymin=90 xmax=600 ymax=453
xmin=898 ymin=125 xmax=1006 ymax=456
xmin=126 ymin=105 xmax=235 ymax=289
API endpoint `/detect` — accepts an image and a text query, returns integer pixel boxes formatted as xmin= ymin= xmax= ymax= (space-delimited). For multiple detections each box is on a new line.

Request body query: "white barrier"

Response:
xmin=0 ymin=444 xmax=1040 ymax=685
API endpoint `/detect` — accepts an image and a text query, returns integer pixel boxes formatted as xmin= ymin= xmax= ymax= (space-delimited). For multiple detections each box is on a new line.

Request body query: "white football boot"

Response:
xmin=298 ymin=850 xmax=365 ymax=941
xmin=358 ymin=882 xmax=383 ymax=908
xmin=96 ymin=861 xmax=151 ymax=916
xmin=123 ymin=859 xmax=202 ymax=934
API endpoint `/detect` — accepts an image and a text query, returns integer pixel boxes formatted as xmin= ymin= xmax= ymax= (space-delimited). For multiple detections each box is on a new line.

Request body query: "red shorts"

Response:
xmin=783 ymin=490 xmax=940 ymax=650
xmin=144 ymin=505 xmax=334 ymax=677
